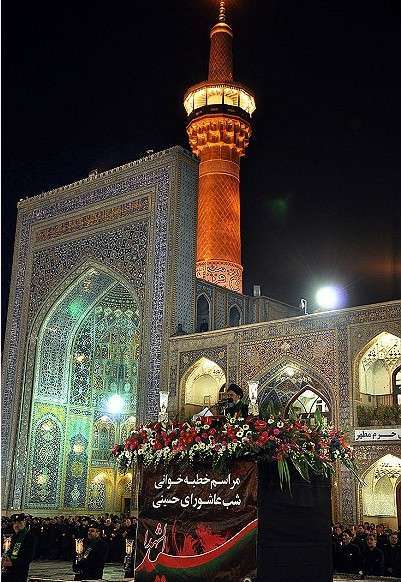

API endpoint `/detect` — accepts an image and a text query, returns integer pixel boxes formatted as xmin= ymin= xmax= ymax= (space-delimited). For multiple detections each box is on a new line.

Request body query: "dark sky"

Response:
xmin=3 ymin=0 xmax=401 ymax=318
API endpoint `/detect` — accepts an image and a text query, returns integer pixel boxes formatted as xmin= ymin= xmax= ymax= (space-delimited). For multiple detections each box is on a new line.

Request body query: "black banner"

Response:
xmin=135 ymin=461 xmax=257 ymax=582
xmin=257 ymin=461 xmax=332 ymax=582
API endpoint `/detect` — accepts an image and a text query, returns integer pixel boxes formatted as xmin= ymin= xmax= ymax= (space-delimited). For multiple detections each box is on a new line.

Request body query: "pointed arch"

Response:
xmin=180 ymin=357 xmax=226 ymax=419
xmin=196 ymin=294 xmax=211 ymax=332
xmin=20 ymin=262 xmax=141 ymax=512
xmin=393 ymin=365 xmax=401 ymax=405
xmin=286 ymin=387 xmax=331 ymax=423
xmin=360 ymin=454 xmax=401 ymax=529
xmin=251 ymin=356 xmax=335 ymax=420
xmin=229 ymin=305 xmax=242 ymax=327
xmin=355 ymin=332 xmax=401 ymax=425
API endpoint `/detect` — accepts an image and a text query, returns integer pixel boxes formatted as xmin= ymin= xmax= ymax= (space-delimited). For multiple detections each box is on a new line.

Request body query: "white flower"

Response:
xmin=268 ymin=418 xmax=274 ymax=424
xmin=203 ymin=425 xmax=209 ymax=430
xmin=277 ymin=421 xmax=284 ymax=428
xmin=236 ymin=430 xmax=244 ymax=438
xmin=243 ymin=424 xmax=249 ymax=430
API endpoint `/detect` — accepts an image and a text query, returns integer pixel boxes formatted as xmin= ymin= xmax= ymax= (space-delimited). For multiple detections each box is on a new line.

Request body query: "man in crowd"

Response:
xmin=362 ymin=534 xmax=385 ymax=576
xmin=73 ymin=522 xmax=108 ymax=580
xmin=354 ymin=524 xmax=367 ymax=550
xmin=336 ymin=529 xmax=362 ymax=574
xmin=384 ymin=531 xmax=401 ymax=578
xmin=1 ymin=514 xmax=35 ymax=582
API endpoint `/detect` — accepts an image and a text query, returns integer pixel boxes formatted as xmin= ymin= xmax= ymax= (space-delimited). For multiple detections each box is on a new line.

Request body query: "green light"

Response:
xmin=68 ymin=298 xmax=86 ymax=318
xmin=268 ymin=195 xmax=290 ymax=224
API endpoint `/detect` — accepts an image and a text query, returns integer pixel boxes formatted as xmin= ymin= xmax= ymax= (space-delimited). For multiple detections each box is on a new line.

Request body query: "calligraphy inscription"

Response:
xmin=354 ymin=428 xmax=401 ymax=443
xmin=35 ymin=195 xmax=149 ymax=242
xmin=135 ymin=462 xmax=258 ymax=582
xmin=152 ymin=472 xmax=242 ymax=510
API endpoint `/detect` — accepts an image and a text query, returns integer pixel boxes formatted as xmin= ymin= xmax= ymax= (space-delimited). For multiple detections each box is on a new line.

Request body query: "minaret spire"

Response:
xmin=218 ymin=0 xmax=226 ymax=22
xmin=183 ymin=4 xmax=256 ymax=293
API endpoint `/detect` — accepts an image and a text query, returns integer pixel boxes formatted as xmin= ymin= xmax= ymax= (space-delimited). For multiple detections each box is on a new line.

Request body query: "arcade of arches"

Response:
xmin=23 ymin=268 xmax=140 ymax=513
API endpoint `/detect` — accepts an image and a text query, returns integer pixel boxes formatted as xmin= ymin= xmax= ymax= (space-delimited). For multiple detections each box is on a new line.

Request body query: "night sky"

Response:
xmin=3 ymin=0 xmax=400 ymax=320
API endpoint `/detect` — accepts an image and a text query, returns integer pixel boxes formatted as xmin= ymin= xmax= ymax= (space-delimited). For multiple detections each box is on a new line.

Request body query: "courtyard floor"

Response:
xmin=29 ymin=560 xmax=125 ymax=581
xmin=27 ymin=561 xmax=399 ymax=582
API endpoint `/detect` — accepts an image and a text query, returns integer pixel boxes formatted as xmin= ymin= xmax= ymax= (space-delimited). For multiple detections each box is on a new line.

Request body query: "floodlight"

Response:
xmin=106 ymin=394 xmax=124 ymax=415
xmin=315 ymin=286 xmax=340 ymax=310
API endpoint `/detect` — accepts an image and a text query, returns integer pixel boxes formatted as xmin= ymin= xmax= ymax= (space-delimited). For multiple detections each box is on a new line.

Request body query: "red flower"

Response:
xmin=257 ymin=431 xmax=269 ymax=445
xmin=254 ymin=419 xmax=267 ymax=431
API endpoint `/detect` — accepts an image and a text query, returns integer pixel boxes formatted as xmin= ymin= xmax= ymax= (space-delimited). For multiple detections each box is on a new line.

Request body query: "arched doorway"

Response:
xmin=23 ymin=268 xmax=140 ymax=512
xmin=361 ymin=454 xmax=401 ymax=530
xmin=181 ymin=357 xmax=226 ymax=418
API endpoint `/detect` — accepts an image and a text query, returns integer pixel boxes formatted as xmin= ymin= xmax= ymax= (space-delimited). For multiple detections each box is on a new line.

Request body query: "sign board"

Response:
xmin=134 ymin=461 xmax=257 ymax=582
xmin=354 ymin=428 xmax=401 ymax=443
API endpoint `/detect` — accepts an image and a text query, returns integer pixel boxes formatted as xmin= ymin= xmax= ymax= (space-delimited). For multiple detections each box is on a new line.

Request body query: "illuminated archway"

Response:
xmin=361 ymin=454 xmax=401 ymax=530
xmin=287 ymin=388 xmax=330 ymax=424
xmin=356 ymin=332 xmax=401 ymax=426
xmin=181 ymin=357 xmax=226 ymax=418
xmin=257 ymin=360 xmax=333 ymax=419
xmin=23 ymin=268 xmax=140 ymax=511
xmin=358 ymin=333 xmax=401 ymax=402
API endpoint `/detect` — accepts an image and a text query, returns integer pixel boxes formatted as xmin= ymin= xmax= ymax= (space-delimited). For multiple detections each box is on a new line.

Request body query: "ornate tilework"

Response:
xmin=3 ymin=146 xmax=198 ymax=510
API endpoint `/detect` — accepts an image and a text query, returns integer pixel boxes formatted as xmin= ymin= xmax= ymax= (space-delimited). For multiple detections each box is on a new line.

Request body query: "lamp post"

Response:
xmin=158 ymin=391 xmax=169 ymax=424
xmin=247 ymin=381 xmax=259 ymax=416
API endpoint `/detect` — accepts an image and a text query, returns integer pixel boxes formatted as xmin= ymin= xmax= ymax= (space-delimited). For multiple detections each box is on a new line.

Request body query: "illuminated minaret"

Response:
xmin=184 ymin=0 xmax=255 ymax=293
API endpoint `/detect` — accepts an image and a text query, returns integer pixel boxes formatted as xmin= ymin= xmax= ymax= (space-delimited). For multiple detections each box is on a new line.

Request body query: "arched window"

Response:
xmin=393 ymin=366 xmax=401 ymax=405
xmin=359 ymin=332 xmax=401 ymax=407
xmin=196 ymin=294 xmax=210 ymax=332
xmin=361 ymin=454 xmax=401 ymax=530
xmin=229 ymin=305 xmax=241 ymax=327
xmin=287 ymin=388 xmax=330 ymax=424
xmin=92 ymin=416 xmax=116 ymax=462
xmin=182 ymin=357 xmax=226 ymax=419
xmin=257 ymin=362 xmax=331 ymax=419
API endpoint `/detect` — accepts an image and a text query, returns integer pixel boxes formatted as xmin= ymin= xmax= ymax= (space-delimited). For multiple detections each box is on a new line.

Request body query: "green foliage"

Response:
xmin=356 ymin=404 xmax=401 ymax=427
xmin=258 ymin=400 xmax=283 ymax=420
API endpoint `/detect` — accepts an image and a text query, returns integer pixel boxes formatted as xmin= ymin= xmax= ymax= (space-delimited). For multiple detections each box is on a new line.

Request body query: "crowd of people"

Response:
xmin=2 ymin=513 xmax=401 ymax=580
xmin=2 ymin=513 xmax=137 ymax=563
xmin=2 ymin=513 xmax=137 ymax=580
xmin=332 ymin=522 xmax=401 ymax=578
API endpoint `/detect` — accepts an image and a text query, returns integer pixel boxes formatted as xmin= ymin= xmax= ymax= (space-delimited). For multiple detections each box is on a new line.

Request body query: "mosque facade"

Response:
xmin=2 ymin=5 xmax=401 ymax=527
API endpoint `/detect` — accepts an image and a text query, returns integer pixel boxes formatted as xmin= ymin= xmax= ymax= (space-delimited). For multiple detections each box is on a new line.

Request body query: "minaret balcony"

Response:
xmin=184 ymin=83 xmax=256 ymax=122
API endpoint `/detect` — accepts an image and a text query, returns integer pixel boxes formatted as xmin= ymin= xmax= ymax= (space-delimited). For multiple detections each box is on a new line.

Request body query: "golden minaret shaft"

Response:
xmin=184 ymin=1 xmax=255 ymax=293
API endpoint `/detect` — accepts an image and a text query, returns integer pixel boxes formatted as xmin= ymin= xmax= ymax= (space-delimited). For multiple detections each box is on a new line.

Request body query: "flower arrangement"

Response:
xmin=112 ymin=412 xmax=359 ymax=490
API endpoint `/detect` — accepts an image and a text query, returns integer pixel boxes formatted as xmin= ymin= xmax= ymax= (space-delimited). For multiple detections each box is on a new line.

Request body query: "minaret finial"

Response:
xmin=218 ymin=0 xmax=226 ymax=22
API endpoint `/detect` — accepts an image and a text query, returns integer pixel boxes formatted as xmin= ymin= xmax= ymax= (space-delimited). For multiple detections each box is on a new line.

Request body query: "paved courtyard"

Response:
xmin=27 ymin=561 xmax=399 ymax=582
xmin=29 ymin=560 xmax=126 ymax=581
